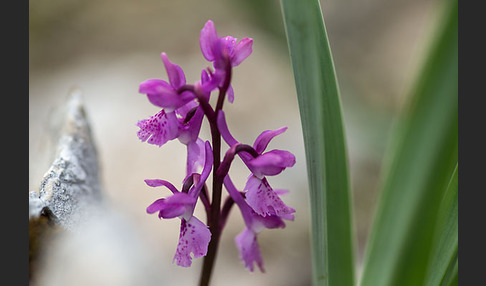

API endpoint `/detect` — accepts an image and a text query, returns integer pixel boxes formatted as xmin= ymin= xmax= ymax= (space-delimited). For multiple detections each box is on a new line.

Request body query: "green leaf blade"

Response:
xmin=280 ymin=1 xmax=355 ymax=285
xmin=440 ymin=254 xmax=458 ymax=286
xmin=359 ymin=1 xmax=458 ymax=286
xmin=425 ymin=164 xmax=458 ymax=286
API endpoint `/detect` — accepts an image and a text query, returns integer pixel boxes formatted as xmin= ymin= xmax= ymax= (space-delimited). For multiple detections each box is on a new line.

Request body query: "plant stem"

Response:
xmin=198 ymin=122 xmax=222 ymax=286
xmin=198 ymin=59 xmax=232 ymax=286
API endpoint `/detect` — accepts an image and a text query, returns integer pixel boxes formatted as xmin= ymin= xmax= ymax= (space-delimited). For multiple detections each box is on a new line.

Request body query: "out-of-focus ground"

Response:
xmin=29 ymin=0 xmax=444 ymax=285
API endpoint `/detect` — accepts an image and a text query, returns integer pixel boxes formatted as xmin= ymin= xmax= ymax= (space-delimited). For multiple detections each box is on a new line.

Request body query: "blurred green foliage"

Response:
xmin=280 ymin=0 xmax=458 ymax=285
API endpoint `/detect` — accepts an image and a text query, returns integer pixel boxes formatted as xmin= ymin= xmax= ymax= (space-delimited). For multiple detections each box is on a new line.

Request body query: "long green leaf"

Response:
xmin=425 ymin=164 xmax=458 ymax=286
xmin=360 ymin=1 xmax=458 ymax=286
xmin=280 ymin=1 xmax=355 ymax=285
xmin=440 ymin=254 xmax=458 ymax=286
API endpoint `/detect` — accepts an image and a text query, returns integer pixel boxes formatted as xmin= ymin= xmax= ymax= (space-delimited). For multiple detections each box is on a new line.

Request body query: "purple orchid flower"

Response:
xmin=217 ymin=111 xmax=296 ymax=217
xmin=223 ymin=175 xmax=291 ymax=272
xmin=200 ymin=20 xmax=253 ymax=69
xmin=138 ymin=54 xmax=217 ymax=177
xmin=199 ymin=20 xmax=253 ymax=103
xmin=137 ymin=53 xmax=206 ymax=144
xmin=145 ymin=141 xmax=213 ymax=267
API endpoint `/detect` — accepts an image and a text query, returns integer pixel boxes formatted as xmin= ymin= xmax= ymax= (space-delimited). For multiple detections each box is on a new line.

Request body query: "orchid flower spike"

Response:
xmin=137 ymin=20 xmax=295 ymax=278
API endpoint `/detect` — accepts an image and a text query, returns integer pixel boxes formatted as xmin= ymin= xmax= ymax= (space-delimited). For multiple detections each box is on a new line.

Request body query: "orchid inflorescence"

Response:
xmin=137 ymin=20 xmax=296 ymax=278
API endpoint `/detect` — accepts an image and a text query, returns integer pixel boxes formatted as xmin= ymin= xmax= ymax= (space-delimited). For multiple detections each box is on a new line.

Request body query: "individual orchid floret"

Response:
xmin=199 ymin=20 xmax=253 ymax=69
xmin=137 ymin=54 xmax=202 ymax=148
xmin=199 ymin=20 xmax=251 ymax=103
xmin=145 ymin=141 xmax=213 ymax=267
xmin=223 ymin=176 xmax=289 ymax=272
xmin=217 ymin=111 xmax=296 ymax=217
xmin=217 ymin=111 xmax=296 ymax=174
xmin=138 ymin=61 xmax=209 ymax=179
xmin=145 ymin=179 xmax=210 ymax=267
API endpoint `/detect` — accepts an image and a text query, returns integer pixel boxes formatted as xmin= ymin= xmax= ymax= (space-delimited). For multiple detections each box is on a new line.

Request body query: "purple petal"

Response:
xmin=221 ymin=36 xmax=237 ymax=57
xmin=223 ymin=176 xmax=245 ymax=206
xmin=139 ymin=78 xmax=171 ymax=94
xmin=139 ymin=79 xmax=181 ymax=111
xmin=223 ymin=175 xmax=253 ymax=222
xmin=244 ymin=176 xmax=295 ymax=217
xmin=235 ymin=228 xmax=264 ymax=272
xmin=146 ymin=198 xmax=166 ymax=215
xmin=200 ymin=141 xmax=214 ymax=183
xmin=185 ymin=139 xmax=205 ymax=175
xmin=138 ymin=79 xmax=180 ymax=111
xmin=178 ymin=106 xmax=204 ymax=145
xmin=144 ymin=179 xmax=179 ymax=194
xmin=162 ymin=193 xmax=197 ymax=218
xmin=224 ymin=175 xmax=286 ymax=232
xmin=253 ymin=127 xmax=288 ymax=154
xmin=136 ymin=110 xmax=179 ymax=147
xmin=246 ymin=150 xmax=296 ymax=178
xmin=187 ymin=141 xmax=213 ymax=199
xmin=139 ymin=78 xmax=194 ymax=112
xmin=255 ymin=213 xmax=286 ymax=230
xmin=161 ymin=52 xmax=186 ymax=89
xmin=231 ymin=38 xmax=253 ymax=66
xmin=216 ymin=111 xmax=239 ymax=146
xmin=173 ymin=216 xmax=211 ymax=267
xmin=227 ymin=84 xmax=234 ymax=103
xmin=146 ymin=192 xmax=196 ymax=219
xmin=199 ymin=20 xmax=219 ymax=62
xmin=201 ymin=69 xmax=210 ymax=84
xmin=146 ymin=94 xmax=181 ymax=112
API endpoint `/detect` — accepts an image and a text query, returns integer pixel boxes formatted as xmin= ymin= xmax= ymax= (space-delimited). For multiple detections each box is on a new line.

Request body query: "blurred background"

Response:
xmin=29 ymin=0 xmax=445 ymax=285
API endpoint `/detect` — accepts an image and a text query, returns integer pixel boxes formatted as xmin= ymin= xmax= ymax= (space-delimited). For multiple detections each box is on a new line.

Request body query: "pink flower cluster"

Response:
xmin=137 ymin=20 xmax=295 ymax=272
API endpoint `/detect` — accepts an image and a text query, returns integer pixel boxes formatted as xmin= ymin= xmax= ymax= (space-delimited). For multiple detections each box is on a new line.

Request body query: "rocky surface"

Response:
xmin=29 ymin=89 xmax=103 ymax=231
xmin=29 ymin=90 xmax=166 ymax=286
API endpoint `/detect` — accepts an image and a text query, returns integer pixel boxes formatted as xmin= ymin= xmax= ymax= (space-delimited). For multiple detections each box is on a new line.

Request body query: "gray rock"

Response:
xmin=29 ymin=89 xmax=103 ymax=231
